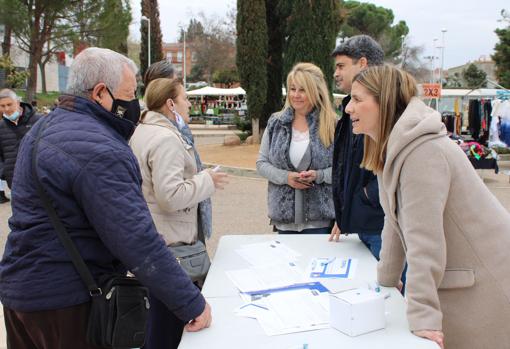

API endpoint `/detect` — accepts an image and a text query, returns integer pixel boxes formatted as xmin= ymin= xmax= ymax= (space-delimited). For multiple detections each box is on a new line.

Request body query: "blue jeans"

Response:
xmin=358 ymin=233 xmax=407 ymax=294
xmin=278 ymin=226 xmax=332 ymax=234
xmin=358 ymin=233 xmax=382 ymax=260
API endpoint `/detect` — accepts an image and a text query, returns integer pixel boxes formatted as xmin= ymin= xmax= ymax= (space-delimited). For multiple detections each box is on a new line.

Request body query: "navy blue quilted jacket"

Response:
xmin=0 ymin=95 xmax=205 ymax=322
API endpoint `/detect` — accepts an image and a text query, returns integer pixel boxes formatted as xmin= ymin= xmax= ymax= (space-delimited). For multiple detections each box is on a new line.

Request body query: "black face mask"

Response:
xmin=105 ymin=87 xmax=141 ymax=125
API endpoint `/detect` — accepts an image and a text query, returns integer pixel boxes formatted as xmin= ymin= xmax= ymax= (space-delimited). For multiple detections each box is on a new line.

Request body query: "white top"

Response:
xmin=289 ymin=128 xmax=310 ymax=168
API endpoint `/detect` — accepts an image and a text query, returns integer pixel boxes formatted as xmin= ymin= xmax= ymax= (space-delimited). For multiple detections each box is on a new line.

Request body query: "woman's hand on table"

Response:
xmin=413 ymin=330 xmax=445 ymax=349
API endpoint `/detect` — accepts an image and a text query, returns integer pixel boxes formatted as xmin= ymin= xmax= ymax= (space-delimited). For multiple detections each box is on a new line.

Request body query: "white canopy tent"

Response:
xmin=187 ymin=86 xmax=246 ymax=96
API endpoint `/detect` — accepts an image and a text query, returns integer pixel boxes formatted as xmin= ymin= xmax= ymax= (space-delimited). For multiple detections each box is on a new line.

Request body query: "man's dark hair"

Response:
xmin=331 ymin=35 xmax=384 ymax=66
xmin=143 ymin=60 xmax=176 ymax=87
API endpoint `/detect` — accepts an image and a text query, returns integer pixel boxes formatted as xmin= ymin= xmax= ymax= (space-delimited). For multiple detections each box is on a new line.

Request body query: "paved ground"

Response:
xmin=1 ymin=140 xmax=510 ymax=347
xmin=197 ymin=143 xmax=260 ymax=169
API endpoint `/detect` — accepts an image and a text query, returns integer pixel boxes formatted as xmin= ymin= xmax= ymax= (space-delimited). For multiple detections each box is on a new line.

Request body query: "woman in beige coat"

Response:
xmin=345 ymin=64 xmax=510 ymax=349
xmin=130 ymin=77 xmax=228 ymax=349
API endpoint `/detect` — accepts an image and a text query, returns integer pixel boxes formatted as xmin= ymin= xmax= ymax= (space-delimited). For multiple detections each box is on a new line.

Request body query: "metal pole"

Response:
xmin=440 ymin=29 xmax=447 ymax=87
xmin=439 ymin=29 xmax=447 ymax=113
xmin=141 ymin=16 xmax=151 ymax=67
xmin=183 ymin=30 xmax=187 ymax=88
xmin=148 ymin=18 xmax=151 ymax=67
xmin=400 ymin=35 xmax=405 ymax=68
xmin=433 ymin=38 xmax=438 ymax=82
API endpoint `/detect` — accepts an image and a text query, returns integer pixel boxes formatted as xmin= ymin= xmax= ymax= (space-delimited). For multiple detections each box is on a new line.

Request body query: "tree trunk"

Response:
xmin=2 ymin=25 xmax=11 ymax=56
xmin=38 ymin=61 xmax=47 ymax=94
xmin=251 ymin=117 xmax=260 ymax=144
xmin=26 ymin=53 xmax=39 ymax=104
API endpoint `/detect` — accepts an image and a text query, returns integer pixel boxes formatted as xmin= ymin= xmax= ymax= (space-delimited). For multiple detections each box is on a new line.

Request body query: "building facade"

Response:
xmin=446 ymin=57 xmax=497 ymax=88
xmin=162 ymin=42 xmax=197 ymax=78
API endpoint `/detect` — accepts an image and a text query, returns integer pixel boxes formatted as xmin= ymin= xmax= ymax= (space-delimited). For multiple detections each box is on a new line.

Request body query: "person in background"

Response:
xmin=0 ymin=47 xmax=211 ymax=348
xmin=257 ymin=62 xmax=336 ymax=234
xmin=349 ymin=64 xmax=510 ymax=349
xmin=328 ymin=35 xmax=386 ymax=261
xmin=0 ymin=88 xmax=42 ymax=190
xmin=143 ymin=59 xmax=176 ymax=89
xmin=130 ymin=77 xmax=228 ymax=349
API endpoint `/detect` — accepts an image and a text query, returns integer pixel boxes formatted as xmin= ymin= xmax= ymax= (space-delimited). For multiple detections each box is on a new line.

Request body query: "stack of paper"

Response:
xmin=226 ymin=263 xmax=305 ymax=293
xmin=227 ymin=240 xmax=362 ymax=336
xmin=235 ymin=288 xmax=330 ymax=336
xmin=235 ymin=240 xmax=301 ymax=266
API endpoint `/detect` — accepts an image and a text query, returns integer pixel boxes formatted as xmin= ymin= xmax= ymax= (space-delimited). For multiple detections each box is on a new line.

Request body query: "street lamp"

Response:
xmin=424 ymin=55 xmax=435 ymax=84
xmin=183 ymin=28 xmax=187 ymax=89
xmin=400 ymin=34 xmax=406 ymax=68
xmin=438 ymin=29 xmax=447 ymax=112
xmin=432 ymin=38 xmax=439 ymax=82
xmin=440 ymin=28 xmax=447 ymax=87
xmin=141 ymin=16 xmax=151 ymax=67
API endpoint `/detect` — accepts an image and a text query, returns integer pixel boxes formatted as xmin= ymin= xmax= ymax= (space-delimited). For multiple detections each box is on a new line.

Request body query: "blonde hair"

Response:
xmin=352 ymin=65 xmax=418 ymax=174
xmin=283 ymin=63 xmax=337 ymax=148
xmin=142 ymin=77 xmax=183 ymax=120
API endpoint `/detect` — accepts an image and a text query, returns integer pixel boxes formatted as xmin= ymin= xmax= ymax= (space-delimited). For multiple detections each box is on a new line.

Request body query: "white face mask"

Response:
xmin=174 ymin=109 xmax=186 ymax=129
xmin=169 ymin=101 xmax=186 ymax=129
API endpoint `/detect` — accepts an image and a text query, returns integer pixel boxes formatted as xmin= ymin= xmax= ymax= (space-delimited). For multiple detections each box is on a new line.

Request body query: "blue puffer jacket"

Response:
xmin=0 ymin=95 xmax=205 ymax=322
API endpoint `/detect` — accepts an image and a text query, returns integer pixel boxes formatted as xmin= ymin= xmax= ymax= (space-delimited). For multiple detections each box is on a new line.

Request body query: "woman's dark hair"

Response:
xmin=143 ymin=60 xmax=175 ymax=88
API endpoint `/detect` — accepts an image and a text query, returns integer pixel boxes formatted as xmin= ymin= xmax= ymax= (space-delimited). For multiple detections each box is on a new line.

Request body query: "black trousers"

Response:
xmin=143 ymin=292 xmax=185 ymax=349
xmin=3 ymin=302 xmax=104 ymax=349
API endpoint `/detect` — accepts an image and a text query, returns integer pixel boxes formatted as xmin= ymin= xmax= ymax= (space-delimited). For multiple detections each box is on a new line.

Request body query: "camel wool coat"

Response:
xmin=377 ymin=97 xmax=510 ymax=349
xmin=130 ymin=111 xmax=215 ymax=245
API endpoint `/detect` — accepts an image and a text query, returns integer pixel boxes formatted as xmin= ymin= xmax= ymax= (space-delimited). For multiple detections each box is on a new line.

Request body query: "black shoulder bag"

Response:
xmin=32 ymin=118 xmax=150 ymax=348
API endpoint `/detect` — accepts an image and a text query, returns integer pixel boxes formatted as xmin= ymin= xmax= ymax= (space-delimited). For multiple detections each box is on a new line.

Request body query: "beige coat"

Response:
xmin=130 ymin=111 xmax=215 ymax=245
xmin=377 ymin=98 xmax=510 ymax=349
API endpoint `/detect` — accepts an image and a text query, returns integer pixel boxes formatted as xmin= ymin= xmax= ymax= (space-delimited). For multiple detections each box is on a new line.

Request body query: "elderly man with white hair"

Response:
xmin=0 ymin=47 xmax=211 ymax=348
xmin=0 ymin=88 xmax=42 ymax=199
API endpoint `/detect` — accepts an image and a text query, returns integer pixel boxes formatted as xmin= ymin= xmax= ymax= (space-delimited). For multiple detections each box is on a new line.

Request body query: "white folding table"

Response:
xmin=178 ymin=234 xmax=438 ymax=349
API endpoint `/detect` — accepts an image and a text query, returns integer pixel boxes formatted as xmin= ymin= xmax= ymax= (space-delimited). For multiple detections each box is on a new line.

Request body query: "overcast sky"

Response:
xmin=130 ymin=0 xmax=508 ymax=69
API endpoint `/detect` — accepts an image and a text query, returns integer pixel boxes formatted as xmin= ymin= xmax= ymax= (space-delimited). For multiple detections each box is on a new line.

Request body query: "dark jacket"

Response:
xmin=332 ymin=96 xmax=384 ymax=234
xmin=0 ymin=102 xmax=42 ymax=186
xmin=0 ymin=95 xmax=205 ymax=323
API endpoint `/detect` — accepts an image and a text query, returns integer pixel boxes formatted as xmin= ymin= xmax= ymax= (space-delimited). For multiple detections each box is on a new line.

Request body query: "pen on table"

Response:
xmin=212 ymin=165 xmax=221 ymax=172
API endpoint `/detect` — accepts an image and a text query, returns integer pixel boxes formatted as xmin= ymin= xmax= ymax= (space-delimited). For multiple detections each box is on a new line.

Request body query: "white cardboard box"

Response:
xmin=330 ymin=288 xmax=385 ymax=336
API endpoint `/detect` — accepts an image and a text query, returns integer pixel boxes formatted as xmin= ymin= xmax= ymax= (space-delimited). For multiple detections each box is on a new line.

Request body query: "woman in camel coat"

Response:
xmin=130 ymin=78 xmax=227 ymax=349
xmin=345 ymin=64 xmax=510 ymax=349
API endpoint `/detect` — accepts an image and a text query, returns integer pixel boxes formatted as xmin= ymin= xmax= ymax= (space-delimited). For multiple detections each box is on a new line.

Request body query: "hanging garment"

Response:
xmin=468 ymin=100 xmax=482 ymax=141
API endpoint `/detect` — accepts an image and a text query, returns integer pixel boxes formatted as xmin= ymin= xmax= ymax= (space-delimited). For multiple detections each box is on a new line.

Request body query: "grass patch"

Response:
xmin=15 ymin=90 xmax=61 ymax=108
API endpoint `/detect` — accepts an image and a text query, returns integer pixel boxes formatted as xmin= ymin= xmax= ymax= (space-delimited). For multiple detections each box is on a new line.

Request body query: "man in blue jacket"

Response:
xmin=0 ymin=47 xmax=211 ymax=348
xmin=328 ymin=35 xmax=385 ymax=259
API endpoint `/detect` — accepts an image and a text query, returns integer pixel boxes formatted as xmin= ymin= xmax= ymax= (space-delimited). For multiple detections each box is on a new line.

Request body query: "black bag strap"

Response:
xmin=31 ymin=117 xmax=102 ymax=297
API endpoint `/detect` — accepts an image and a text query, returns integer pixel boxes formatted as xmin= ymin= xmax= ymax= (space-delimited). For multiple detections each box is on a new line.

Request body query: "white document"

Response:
xmin=257 ymin=289 xmax=330 ymax=336
xmin=226 ymin=263 xmax=306 ymax=293
xmin=306 ymin=257 xmax=357 ymax=279
xmin=234 ymin=300 xmax=271 ymax=319
xmin=235 ymin=240 xmax=301 ymax=266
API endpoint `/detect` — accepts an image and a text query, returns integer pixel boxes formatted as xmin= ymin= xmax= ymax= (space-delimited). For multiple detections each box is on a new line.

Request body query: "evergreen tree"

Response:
xmin=236 ymin=0 xmax=268 ymax=142
xmin=179 ymin=19 xmax=205 ymax=43
xmin=283 ymin=0 xmax=341 ymax=91
xmin=261 ymin=0 xmax=289 ymax=129
xmin=140 ymin=0 xmax=164 ymax=78
xmin=463 ymin=63 xmax=487 ymax=88
xmin=96 ymin=0 xmax=132 ymax=54
xmin=493 ymin=10 xmax=510 ymax=88
xmin=339 ymin=1 xmax=409 ymax=60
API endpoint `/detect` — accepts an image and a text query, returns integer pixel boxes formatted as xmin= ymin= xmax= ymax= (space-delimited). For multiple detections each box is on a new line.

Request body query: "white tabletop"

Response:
xmin=179 ymin=234 xmax=438 ymax=349
xmin=202 ymin=234 xmax=378 ymax=298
